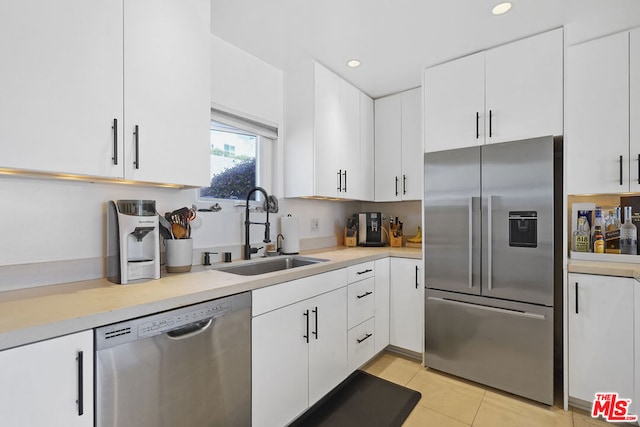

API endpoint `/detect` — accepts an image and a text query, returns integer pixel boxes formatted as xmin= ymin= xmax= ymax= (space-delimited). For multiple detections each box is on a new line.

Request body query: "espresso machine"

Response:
xmin=107 ymin=200 xmax=160 ymax=284
xmin=358 ymin=212 xmax=387 ymax=246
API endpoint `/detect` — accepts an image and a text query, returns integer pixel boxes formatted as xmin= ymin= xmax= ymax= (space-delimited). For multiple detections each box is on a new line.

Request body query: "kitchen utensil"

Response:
xmin=172 ymin=223 xmax=187 ymax=239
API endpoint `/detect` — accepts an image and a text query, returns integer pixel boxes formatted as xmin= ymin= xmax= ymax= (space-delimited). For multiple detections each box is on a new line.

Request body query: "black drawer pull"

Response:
xmin=357 ymin=333 xmax=373 ymax=344
xmin=357 ymin=269 xmax=373 ymax=275
xmin=76 ymin=351 xmax=84 ymax=416
xmin=356 ymin=291 xmax=373 ymax=299
xmin=303 ymin=310 xmax=309 ymax=343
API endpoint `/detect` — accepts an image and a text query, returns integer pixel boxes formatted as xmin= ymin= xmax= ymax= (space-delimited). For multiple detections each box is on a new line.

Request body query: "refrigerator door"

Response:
xmin=481 ymin=136 xmax=555 ymax=306
xmin=425 ymin=147 xmax=481 ymax=295
xmin=425 ymin=289 xmax=554 ymax=405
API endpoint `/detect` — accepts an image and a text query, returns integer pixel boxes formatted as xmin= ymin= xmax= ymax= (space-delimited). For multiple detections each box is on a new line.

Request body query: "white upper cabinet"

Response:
xmin=0 ymin=0 xmax=124 ymax=178
xmin=0 ymin=0 xmax=210 ymax=187
xmin=285 ymin=61 xmax=373 ymax=200
xmin=424 ymin=28 xmax=563 ymax=152
xmin=485 ymin=28 xmax=563 ymax=144
xmin=424 ymin=52 xmax=485 ymax=152
xmin=566 ymin=31 xmax=630 ymax=194
xmin=123 ymin=0 xmax=211 ymax=187
xmin=374 ymin=87 xmax=422 ymax=201
xmin=631 ymin=28 xmax=640 ymax=192
xmin=359 ymin=93 xmax=375 ymax=201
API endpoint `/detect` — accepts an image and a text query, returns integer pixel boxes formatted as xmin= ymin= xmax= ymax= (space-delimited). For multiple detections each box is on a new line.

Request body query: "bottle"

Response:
xmin=593 ymin=225 xmax=605 ymax=253
xmin=572 ymin=217 xmax=591 ymax=252
xmin=591 ymin=208 xmax=605 ymax=252
xmin=605 ymin=207 xmax=621 ymax=254
xmin=620 ymin=206 xmax=638 ymax=255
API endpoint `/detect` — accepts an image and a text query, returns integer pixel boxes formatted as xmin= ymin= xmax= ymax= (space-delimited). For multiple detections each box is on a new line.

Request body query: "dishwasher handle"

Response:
xmin=166 ymin=318 xmax=213 ymax=340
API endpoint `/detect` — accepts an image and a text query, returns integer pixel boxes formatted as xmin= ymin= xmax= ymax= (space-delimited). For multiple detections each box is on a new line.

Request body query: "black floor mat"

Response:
xmin=290 ymin=370 xmax=421 ymax=427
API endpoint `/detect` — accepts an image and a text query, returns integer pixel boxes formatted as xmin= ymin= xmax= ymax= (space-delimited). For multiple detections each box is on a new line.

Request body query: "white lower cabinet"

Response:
xmin=568 ymin=273 xmax=634 ymax=406
xmin=0 ymin=330 xmax=93 ymax=426
xmin=390 ymin=258 xmax=424 ymax=354
xmin=348 ymin=317 xmax=375 ymax=372
xmin=252 ymin=272 xmax=348 ymax=427
xmin=374 ymin=258 xmax=390 ymax=354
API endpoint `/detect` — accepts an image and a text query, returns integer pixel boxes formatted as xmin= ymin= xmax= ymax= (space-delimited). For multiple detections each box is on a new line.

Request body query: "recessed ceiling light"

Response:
xmin=347 ymin=59 xmax=361 ymax=68
xmin=492 ymin=2 xmax=512 ymax=15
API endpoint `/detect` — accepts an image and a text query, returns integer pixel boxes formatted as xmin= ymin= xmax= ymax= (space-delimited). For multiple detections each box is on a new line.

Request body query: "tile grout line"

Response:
xmin=469 ymin=389 xmax=488 ymax=426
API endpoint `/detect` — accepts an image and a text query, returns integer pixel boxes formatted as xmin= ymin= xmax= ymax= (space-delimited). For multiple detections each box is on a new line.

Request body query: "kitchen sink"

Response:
xmin=215 ymin=256 xmax=328 ymax=276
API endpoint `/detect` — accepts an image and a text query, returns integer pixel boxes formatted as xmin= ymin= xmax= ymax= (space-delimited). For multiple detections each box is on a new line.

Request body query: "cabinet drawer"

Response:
xmin=348 ymin=318 xmax=375 ymax=372
xmin=348 ymin=277 xmax=375 ymax=329
xmin=347 ymin=261 xmax=375 ymax=283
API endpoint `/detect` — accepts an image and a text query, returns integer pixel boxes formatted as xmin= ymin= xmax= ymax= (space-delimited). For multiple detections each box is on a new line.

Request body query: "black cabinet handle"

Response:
xmin=76 ymin=350 xmax=84 ymax=416
xmin=476 ymin=112 xmax=479 ymax=139
xmin=489 ymin=110 xmax=493 ymax=138
xmin=303 ymin=310 xmax=309 ymax=343
xmin=111 ymin=119 xmax=118 ymax=165
xmin=343 ymin=170 xmax=347 ymax=193
xmin=134 ymin=125 xmax=140 ymax=169
xmin=357 ymin=269 xmax=373 ymax=275
xmin=575 ymin=282 xmax=579 ymax=314
xmin=403 ymin=174 xmax=407 ymax=195
xmin=357 ymin=291 xmax=373 ymax=299
xmin=415 ymin=265 xmax=419 ymax=289
xmin=337 ymin=170 xmax=342 ymax=192
xmin=395 ymin=176 xmax=399 ymax=196
xmin=357 ymin=333 xmax=373 ymax=344
xmin=637 ymin=154 xmax=640 ymax=184
xmin=620 ymin=155 xmax=623 ymax=185
xmin=312 ymin=307 xmax=318 ymax=340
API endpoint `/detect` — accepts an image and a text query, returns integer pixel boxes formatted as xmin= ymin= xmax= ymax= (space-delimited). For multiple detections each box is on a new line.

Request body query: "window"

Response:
xmin=200 ymin=109 xmax=277 ymax=202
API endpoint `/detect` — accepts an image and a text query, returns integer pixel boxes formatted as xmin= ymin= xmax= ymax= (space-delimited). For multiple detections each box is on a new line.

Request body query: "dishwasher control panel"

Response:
xmin=138 ymin=300 xmax=231 ymax=338
xmin=96 ymin=292 xmax=251 ymax=350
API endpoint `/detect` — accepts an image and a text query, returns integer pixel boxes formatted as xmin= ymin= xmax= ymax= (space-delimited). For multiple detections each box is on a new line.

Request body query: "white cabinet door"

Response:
xmin=340 ymin=79 xmax=361 ymax=199
xmin=374 ymin=258 xmax=390 ymax=354
xmin=314 ymin=63 xmax=342 ymax=198
xmin=568 ymin=273 xmax=634 ymax=404
xmin=252 ymin=299 xmax=309 ymax=427
xmin=401 ymin=88 xmax=423 ymax=200
xmin=308 ymin=287 xmax=348 ymax=406
xmin=424 ymin=52 xmax=485 ymax=153
xmin=0 ymin=331 xmax=93 ymax=427
xmin=486 ymin=28 xmax=563 ymax=144
xmin=375 ymin=94 xmax=403 ymax=201
xmin=359 ymin=92 xmax=375 ymax=201
xmin=0 ymin=0 xmax=123 ymax=178
xmin=630 ymin=29 xmax=640 ymax=192
xmin=123 ymin=0 xmax=210 ymax=187
xmin=566 ymin=32 xmax=630 ymax=194
xmin=390 ymin=258 xmax=424 ymax=354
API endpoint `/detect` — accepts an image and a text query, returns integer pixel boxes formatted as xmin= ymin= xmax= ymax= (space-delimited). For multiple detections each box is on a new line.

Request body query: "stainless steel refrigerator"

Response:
xmin=424 ymin=135 xmax=561 ymax=405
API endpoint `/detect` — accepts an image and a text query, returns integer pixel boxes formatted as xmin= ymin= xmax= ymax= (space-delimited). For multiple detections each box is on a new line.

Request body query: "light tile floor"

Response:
xmin=363 ymin=352 xmax=611 ymax=427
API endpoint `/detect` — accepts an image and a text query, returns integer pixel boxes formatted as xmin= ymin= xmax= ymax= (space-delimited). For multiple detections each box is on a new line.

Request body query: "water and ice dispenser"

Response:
xmin=107 ymin=200 xmax=160 ymax=284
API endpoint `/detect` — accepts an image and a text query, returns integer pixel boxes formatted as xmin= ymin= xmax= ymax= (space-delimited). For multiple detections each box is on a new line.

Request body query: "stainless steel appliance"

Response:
xmin=107 ymin=199 xmax=160 ymax=284
xmin=424 ymin=135 xmax=561 ymax=405
xmin=95 ymin=292 xmax=251 ymax=427
xmin=358 ymin=212 xmax=386 ymax=246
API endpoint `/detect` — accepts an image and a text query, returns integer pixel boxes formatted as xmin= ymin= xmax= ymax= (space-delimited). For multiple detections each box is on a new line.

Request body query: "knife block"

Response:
xmin=344 ymin=226 xmax=357 ymax=247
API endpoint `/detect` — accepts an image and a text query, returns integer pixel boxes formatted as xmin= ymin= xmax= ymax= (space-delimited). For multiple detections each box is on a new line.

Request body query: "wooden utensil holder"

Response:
xmin=344 ymin=227 xmax=357 ymax=247
xmin=389 ymin=233 xmax=403 ymax=248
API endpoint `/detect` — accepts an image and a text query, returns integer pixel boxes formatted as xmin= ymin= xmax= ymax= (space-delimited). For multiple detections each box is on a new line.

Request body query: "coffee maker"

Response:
xmin=107 ymin=200 xmax=160 ymax=284
xmin=358 ymin=212 xmax=387 ymax=247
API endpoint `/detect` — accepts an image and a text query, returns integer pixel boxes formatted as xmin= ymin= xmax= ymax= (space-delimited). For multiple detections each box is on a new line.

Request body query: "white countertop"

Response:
xmin=0 ymin=247 xmax=421 ymax=351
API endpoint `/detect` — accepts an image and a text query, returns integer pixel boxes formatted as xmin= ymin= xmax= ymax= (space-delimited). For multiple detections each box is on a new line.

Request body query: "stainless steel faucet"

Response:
xmin=244 ymin=187 xmax=273 ymax=260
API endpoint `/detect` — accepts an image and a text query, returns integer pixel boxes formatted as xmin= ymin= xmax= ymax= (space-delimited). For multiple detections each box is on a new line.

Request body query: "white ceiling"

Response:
xmin=211 ymin=0 xmax=640 ymax=99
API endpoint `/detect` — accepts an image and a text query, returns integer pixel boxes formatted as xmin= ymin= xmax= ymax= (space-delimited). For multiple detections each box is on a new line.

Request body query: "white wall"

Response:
xmin=564 ymin=0 xmax=640 ymax=46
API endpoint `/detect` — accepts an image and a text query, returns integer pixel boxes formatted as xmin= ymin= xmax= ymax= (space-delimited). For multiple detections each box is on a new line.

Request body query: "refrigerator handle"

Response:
xmin=487 ymin=195 xmax=493 ymax=290
xmin=468 ymin=197 xmax=473 ymax=289
xmin=427 ymin=297 xmax=546 ymax=320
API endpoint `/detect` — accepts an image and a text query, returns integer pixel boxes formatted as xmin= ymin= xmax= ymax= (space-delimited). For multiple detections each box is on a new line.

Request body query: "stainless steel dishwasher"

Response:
xmin=95 ymin=292 xmax=251 ymax=427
